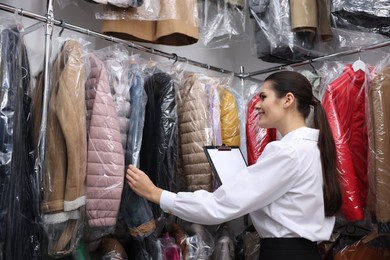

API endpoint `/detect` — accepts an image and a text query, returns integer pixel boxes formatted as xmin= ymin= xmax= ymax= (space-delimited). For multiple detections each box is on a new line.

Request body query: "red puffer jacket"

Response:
xmin=246 ymin=94 xmax=277 ymax=166
xmin=322 ymin=64 xmax=368 ymax=222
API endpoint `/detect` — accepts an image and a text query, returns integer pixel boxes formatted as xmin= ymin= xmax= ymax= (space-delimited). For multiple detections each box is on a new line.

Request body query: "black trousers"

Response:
xmin=259 ymin=238 xmax=321 ymax=260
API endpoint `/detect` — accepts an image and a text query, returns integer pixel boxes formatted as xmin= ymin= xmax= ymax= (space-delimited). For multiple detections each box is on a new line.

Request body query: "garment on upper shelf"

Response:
xmin=101 ymin=0 xmax=199 ymax=46
xmin=332 ymin=0 xmax=390 ymax=37
xmin=322 ymin=64 xmax=368 ymax=222
xmin=197 ymin=0 xmax=247 ymax=48
xmin=86 ymin=0 xmax=143 ymax=8
xmin=249 ymin=0 xmax=332 ymax=63
xmin=367 ymin=65 xmax=390 ymax=224
xmin=84 ymin=53 xmax=124 ymax=228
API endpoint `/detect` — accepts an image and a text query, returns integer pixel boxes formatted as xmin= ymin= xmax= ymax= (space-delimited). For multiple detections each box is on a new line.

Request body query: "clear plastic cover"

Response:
xmin=94 ymin=44 xmax=132 ymax=150
xmin=321 ymin=62 xmax=371 ymax=222
xmin=176 ymin=72 xmax=240 ymax=192
xmin=211 ymin=225 xmax=235 ymax=259
xmin=0 ymin=19 xmax=43 ymax=259
xmin=31 ymin=36 xmax=90 ymax=257
xmin=97 ymin=0 xmax=197 ymax=23
xmin=185 ymin=224 xmax=215 ymax=260
xmin=100 ymin=236 xmax=128 ymax=260
xmin=100 ymin=0 xmax=199 ymax=46
xmin=121 ymin=54 xmax=156 ymax=241
xmin=96 ymin=0 xmax=161 ymax=20
xmin=366 ymin=54 xmax=390 ymax=224
xmin=249 ymin=0 xmax=389 ymax=63
xmin=197 ymin=0 xmax=248 ymax=48
xmin=138 ymin=63 xmax=178 ymax=217
xmin=91 ymin=0 xmax=144 ymax=8
xmin=57 ymin=0 xmax=143 ymax=9
xmin=158 ymin=232 xmax=182 ymax=259
xmin=83 ymin=50 xmax=124 ymax=247
xmin=331 ymin=0 xmax=390 ymax=37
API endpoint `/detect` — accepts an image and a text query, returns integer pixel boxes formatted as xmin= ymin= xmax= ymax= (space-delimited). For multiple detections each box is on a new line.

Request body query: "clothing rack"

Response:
xmin=2 ymin=3 xmax=390 ymax=80
xmin=245 ymin=39 xmax=390 ymax=77
xmin=0 ymin=2 xmax=243 ymax=79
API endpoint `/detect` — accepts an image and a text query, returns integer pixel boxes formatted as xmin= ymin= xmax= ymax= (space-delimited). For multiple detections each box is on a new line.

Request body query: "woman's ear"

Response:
xmin=283 ymin=92 xmax=295 ymax=108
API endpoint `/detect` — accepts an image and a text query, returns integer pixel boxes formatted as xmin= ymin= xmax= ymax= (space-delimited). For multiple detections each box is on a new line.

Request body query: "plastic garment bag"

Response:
xmin=198 ymin=0 xmax=247 ymax=48
xmin=100 ymin=0 xmax=199 ymax=46
xmin=140 ymin=69 xmax=178 ymax=216
xmin=248 ymin=0 xmax=388 ymax=64
xmin=89 ymin=0 xmax=143 ymax=8
xmin=185 ymin=224 xmax=215 ymax=260
xmin=211 ymin=225 xmax=235 ymax=259
xmin=249 ymin=0 xmax=323 ymax=63
xmin=121 ymin=57 xmax=156 ymax=241
xmin=0 ymin=19 xmax=42 ymax=260
xmin=331 ymin=0 xmax=390 ymax=37
xmin=31 ymin=37 xmax=89 ymax=257
xmin=83 ymin=52 xmax=124 ymax=249
xmin=367 ymin=55 xmax=390 ymax=226
xmin=322 ymin=64 xmax=370 ymax=222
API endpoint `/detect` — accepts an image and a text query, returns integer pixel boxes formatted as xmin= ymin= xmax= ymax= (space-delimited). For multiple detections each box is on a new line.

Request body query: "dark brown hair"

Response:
xmin=265 ymin=71 xmax=342 ymax=216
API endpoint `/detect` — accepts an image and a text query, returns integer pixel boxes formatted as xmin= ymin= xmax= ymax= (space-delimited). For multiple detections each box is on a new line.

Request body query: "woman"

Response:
xmin=126 ymin=71 xmax=342 ymax=260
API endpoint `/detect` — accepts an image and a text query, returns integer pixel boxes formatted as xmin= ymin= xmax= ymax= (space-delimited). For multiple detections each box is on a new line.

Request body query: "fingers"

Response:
xmin=126 ymin=168 xmax=137 ymax=182
xmin=128 ymin=164 xmax=141 ymax=173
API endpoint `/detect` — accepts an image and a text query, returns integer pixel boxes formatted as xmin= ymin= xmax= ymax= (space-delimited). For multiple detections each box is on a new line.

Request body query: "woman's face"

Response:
xmin=254 ymin=81 xmax=285 ymax=129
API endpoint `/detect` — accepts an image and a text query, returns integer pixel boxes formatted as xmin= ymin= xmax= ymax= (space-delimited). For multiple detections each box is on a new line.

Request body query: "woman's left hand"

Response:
xmin=126 ymin=164 xmax=163 ymax=204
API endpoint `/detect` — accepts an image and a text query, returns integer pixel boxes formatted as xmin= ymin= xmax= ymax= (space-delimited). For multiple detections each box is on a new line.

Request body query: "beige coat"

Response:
xmin=32 ymin=39 xmax=87 ymax=255
xmin=101 ymin=0 xmax=199 ymax=46
xmin=368 ymin=65 xmax=390 ymax=222
xmin=178 ymin=73 xmax=213 ymax=192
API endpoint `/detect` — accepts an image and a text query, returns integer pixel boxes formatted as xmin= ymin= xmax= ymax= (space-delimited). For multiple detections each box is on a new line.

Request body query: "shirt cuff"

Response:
xmin=160 ymin=190 xmax=177 ymax=214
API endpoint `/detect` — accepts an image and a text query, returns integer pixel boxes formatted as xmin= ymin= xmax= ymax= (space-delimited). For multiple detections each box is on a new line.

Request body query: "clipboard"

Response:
xmin=203 ymin=145 xmax=247 ymax=188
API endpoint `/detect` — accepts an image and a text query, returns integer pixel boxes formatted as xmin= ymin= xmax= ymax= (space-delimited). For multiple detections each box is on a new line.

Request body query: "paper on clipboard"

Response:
xmin=204 ymin=146 xmax=247 ymax=187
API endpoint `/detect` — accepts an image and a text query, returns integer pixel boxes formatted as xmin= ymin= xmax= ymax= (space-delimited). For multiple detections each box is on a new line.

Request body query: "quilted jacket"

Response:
xmin=218 ymin=87 xmax=240 ymax=146
xmin=322 ymin=64 xmax=368 ymax=222
xmin=85 ymin=53 xmax=124 ymax=227
xmin=178 ymin=73 xmax=213 ymax=192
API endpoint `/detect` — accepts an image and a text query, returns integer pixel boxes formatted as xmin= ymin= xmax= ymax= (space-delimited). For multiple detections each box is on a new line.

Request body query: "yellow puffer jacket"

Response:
xmin=218 ymin=87 xmax=240 ymax=146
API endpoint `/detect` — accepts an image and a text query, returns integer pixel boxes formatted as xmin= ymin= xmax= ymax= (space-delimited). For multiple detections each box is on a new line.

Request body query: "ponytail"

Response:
xmin=265 ymin=71 xmax=342 ymax=216
xmin=312 ymin=99 xmax=342 ymax=216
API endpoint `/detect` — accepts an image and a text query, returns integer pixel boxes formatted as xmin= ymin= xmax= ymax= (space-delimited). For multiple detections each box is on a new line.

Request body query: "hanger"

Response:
xmin=308 ymin=59 xmax=319 ymax=75
xmin=352 ymin=52 xmax=366 ymax=72
xmin=20 ymin=21 xmax=44 ymax=35
xmin=14 ymin=7 xmax=44 ymax=36
xmin=58 ymin=20 xmax=65 ymax=37
xmin=147 ymin=57 xmax=157 ymax=68
xmin=171 ymin=53 xmax=178 ymax=64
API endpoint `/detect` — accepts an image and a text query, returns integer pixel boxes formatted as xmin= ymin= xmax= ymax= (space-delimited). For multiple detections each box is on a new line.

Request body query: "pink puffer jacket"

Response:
xmin=85 ymin=53 xmax=124 ymax=227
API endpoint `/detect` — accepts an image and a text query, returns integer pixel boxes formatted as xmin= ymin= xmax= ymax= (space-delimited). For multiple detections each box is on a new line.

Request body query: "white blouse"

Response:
xmin=160 ymin=127 xmax=335 ymax=242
